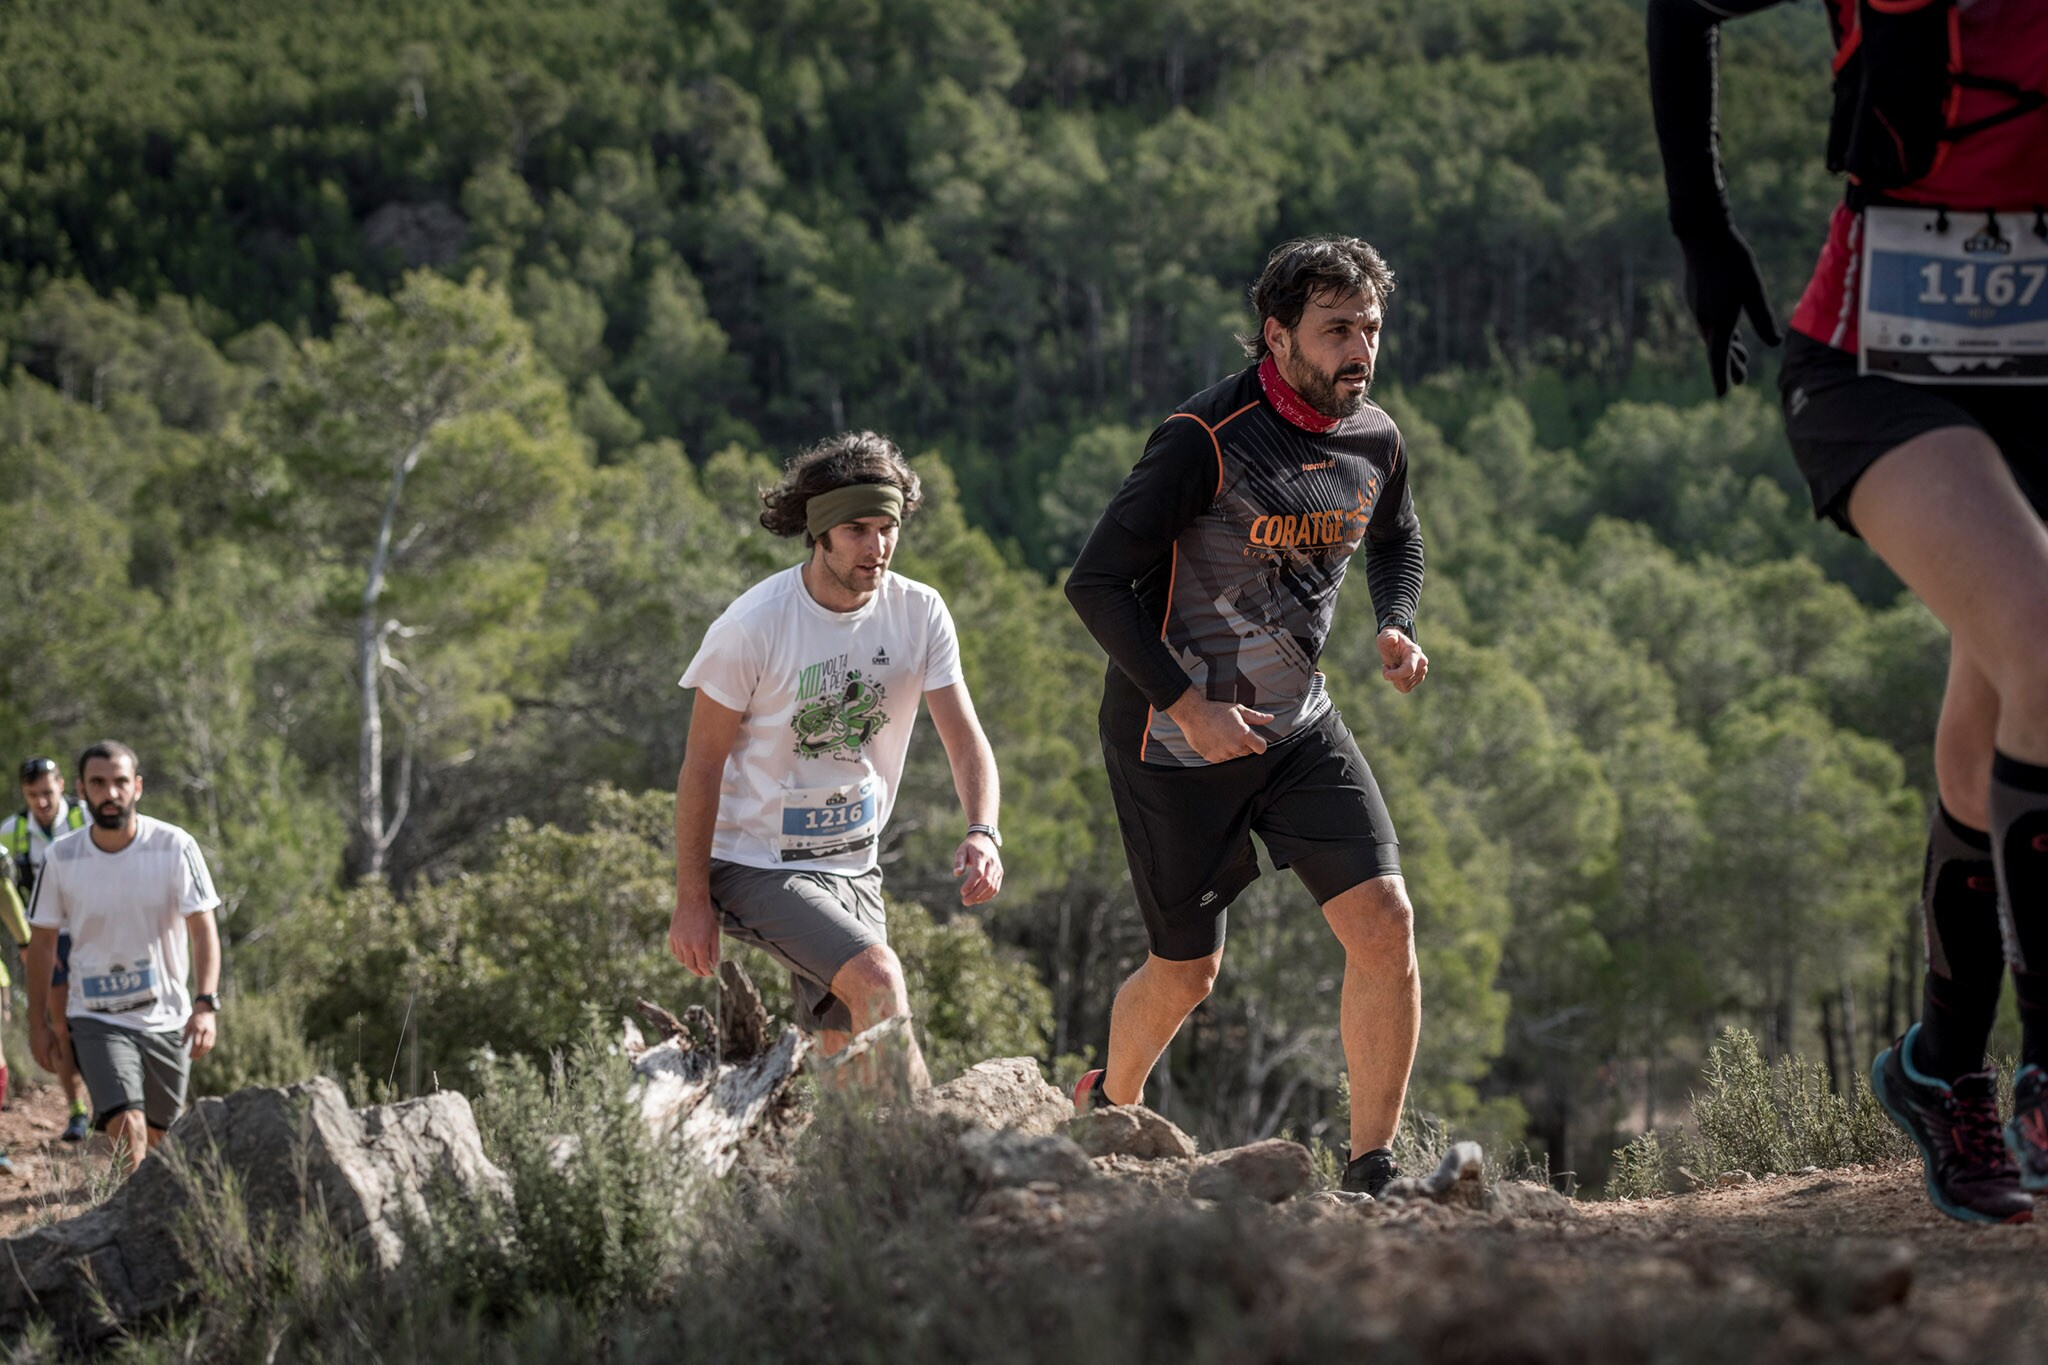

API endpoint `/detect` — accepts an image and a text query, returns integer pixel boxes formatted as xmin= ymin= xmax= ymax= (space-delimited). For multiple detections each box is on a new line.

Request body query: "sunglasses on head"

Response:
xmin=18 ymin=757 xmax=57 ymax=781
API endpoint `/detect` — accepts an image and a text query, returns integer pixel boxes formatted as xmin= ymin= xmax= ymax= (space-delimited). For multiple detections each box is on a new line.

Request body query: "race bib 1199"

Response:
xmin=79 ymin=960 xmax=159 ymax=1016
xmin=1861 ymin=207 xmax=2048 ymax=385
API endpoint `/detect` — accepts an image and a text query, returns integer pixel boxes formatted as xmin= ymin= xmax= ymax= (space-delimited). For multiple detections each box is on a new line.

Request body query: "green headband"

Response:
xmin=806 ymin=483 xmax=905 ymax=538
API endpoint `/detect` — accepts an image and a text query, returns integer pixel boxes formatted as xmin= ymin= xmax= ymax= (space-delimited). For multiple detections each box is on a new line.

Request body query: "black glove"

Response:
xmin=1676 ymin=221 xmax=1784 ymax=397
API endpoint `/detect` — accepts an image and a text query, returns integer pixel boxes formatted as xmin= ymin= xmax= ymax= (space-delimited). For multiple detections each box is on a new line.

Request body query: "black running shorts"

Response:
xmin=1780 ymin=331 xmax=2048 ymax=535
xmin=1102 ymin=706 xmax=1400 ymax=961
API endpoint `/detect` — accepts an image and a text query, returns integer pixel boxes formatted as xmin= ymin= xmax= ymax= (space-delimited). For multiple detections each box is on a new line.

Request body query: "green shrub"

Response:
xmin=1686 ymin=1027 xmax=1906 ymax=1177
xmin=191 ymin=990 xmax=331 ymax=1098
xmin=452 ymin=1033 xmax=691 ymax=1314
xmin=1607 ymin=1130 xmax=1670 ymax=1200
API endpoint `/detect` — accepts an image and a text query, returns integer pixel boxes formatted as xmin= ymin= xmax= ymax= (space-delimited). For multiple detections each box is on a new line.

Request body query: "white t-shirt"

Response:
xmin=680 ymin=566 xmax=964 ymax=875
xmin=27 ymin=814 xmax=221 ymax=1033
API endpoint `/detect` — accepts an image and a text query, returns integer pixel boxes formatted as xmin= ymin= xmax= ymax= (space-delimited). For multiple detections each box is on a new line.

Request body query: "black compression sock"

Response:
xmin=1913 ymin=802 xmax=2004 ymax=1080
xmin=1990 ymin=752 xmax=2048 ymax=1069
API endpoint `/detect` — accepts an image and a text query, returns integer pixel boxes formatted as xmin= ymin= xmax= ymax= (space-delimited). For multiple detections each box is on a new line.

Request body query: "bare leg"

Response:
xmin=49 ymin=986 xmax=86 ymax=1112
xmin=1323 ymin=875 xmax=1420 ymax=1155
xmin=1103 ymin=950 xmax=1223 ymax=1106
xmin=825 ymin=944 xmax=931 ymax=1095
xmin=107 ymin=1109 xmax=147 ymax=1176
xmin=1848 ymin=427 xmax=2048 ymax=760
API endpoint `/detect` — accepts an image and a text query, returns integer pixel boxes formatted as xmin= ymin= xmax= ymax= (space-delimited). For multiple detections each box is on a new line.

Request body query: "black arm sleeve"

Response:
xmin=1646 ymin=0 xmax=1788 ymax=235
xmin=1363 ymin=443 xmax=1424 ymax=640
xmin=1063 ymin=419 xmax=1216 ymax=712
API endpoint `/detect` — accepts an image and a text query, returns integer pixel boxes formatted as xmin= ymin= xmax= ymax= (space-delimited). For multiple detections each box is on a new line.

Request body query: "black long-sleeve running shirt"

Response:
xmin=1065 ymin=360 xmax=1424 ymax=768
xmin=1646 ymin=0 xmax=1791 ymax=236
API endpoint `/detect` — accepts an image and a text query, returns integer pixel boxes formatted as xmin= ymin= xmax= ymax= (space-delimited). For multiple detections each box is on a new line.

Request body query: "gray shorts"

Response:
xmin=68 ymin=1014 xmax=190 ymax=1133
xmin=709 ymin=860 xmax=887 ymax=1035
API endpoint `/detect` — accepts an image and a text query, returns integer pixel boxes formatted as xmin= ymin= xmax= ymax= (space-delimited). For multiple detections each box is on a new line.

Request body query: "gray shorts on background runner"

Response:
xmin=708 ymin=860 xmax=887 ymax=1034
xmin=68 ymin=1014 xmax=190 ymax=1132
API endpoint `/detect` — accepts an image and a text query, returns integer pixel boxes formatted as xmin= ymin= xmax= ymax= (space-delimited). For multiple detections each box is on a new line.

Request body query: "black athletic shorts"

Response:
xmin=1101 ymin=706 xmax=1401 ymax=961
xmin=1780 ymin=330 xmax=2048 ymax=535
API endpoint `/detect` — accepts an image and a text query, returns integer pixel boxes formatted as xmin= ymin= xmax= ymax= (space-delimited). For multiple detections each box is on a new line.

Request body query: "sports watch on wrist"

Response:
xmin=194 ymin=993 xmax=220 ymax=1013
xmin=966 ymin=823 xmax=1002 ymax=848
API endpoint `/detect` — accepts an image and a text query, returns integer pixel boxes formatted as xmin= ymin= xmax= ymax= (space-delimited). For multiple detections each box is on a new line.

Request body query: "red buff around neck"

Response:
xmin=1258 ymin=355 xmax=1339 ymax=433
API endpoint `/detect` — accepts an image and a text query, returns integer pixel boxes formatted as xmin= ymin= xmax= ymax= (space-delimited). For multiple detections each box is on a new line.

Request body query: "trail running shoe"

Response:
xmin=0 ymin=1152 xmax=13 ymax=1176
xmin=2007 ymin=1063 xmax=2048 ymax=1192
xmin=1872 ymin=1024 xmax=2032 ymax=1224
xmin=1341 ymin=1146 xmax=1398 ymax=1197
xmin=1071 ymin=1068 xmax=1110 ymax=1113
xmin=61 ymin=1109 xmax=90 ymax=1143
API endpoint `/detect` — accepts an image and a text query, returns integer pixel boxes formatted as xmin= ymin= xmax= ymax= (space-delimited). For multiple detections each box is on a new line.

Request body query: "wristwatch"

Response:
xmin=194 ymin=993 xmax=220 ymax=1013
xmin=966 ymin=823 xmax=1003 ymax=848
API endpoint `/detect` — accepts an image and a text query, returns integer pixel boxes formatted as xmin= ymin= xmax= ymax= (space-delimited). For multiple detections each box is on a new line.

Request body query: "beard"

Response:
xmin=1291 ymin=357 xmax=1373 ymax=420
xmin=93 ymin=798 xmax=133 ymax=829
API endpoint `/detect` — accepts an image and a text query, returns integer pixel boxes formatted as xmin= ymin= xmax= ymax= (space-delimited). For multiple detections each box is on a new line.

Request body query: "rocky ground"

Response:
xmin=2 ymin=1053 xmax=2044 ymax=1363
xmin=926 ymin=1062 xmax=2048 ymax=1365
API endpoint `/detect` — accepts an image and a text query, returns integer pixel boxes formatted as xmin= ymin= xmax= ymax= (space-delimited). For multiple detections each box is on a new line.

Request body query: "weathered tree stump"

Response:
xmin=621 ymin=961 xmax=809 ymax=1181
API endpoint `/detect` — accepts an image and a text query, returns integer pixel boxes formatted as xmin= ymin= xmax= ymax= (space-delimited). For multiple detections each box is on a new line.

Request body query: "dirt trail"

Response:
xmin=0 ymin=1078 xmax=111 ymax=1237
xmin=1299 ymin=1163 xmax=2048 ymax=1363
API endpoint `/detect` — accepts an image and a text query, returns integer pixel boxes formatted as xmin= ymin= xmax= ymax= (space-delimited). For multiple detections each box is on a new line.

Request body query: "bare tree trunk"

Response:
xmin=355 ymin=438 xmax=425 ymax=880
xmin=1838 ymin=978 xmax=1860 ymax=1094
xmin=1820 ymin=994 xmax=1841 ymax=1095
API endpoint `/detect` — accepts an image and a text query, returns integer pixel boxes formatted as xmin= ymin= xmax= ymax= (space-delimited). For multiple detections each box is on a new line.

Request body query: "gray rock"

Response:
xmin=917 ymin=1058 xmax=1073 ymax=1136
xmin=1187 ymin=1139 xmax=1314 ymax=1203
xmin=1064 ymin=1105 xmax=1199 ymax=1160
xmin=958 ymin=1129 xmax=1095 ymax=1190
xmin=1489 ymin=1180 xmax=1574 ymax=1219
xmin=1305 ymin=1189 xmax=1377 ymax=1209
xmin=1716 ymin=1170 xmax=1756 ymax=1188
xmin=0 ymin=1077 xmax=510 ymax=1346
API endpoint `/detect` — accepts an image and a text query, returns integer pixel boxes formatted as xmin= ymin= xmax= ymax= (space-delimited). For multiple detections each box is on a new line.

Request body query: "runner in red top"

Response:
xmin=1649 ymin=0 xmax=2048 ymax=1223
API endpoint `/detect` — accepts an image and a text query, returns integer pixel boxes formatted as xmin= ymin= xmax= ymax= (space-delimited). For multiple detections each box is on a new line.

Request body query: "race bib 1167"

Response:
xmin=1861 ymin=207 xmax=2048 ymax=385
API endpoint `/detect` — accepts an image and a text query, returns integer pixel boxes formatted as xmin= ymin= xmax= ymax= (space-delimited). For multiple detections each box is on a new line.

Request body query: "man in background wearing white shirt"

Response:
xmin=668 ymin=431 xmax=1004 ymax=1092
xmin=26 ymin=741 xmax=221 ymax=1175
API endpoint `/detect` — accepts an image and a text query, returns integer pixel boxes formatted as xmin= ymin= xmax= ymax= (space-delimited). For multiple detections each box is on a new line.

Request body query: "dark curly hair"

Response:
xmin=1239 ymin=236 xmax=1396 ymax=361
xmin=759 ymin=430 xmax=924 ymax=546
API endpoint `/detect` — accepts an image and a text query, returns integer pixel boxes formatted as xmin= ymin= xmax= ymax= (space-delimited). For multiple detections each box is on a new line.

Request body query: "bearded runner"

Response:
xmin=1064 ymin=235 xmax=1427 ymax=1198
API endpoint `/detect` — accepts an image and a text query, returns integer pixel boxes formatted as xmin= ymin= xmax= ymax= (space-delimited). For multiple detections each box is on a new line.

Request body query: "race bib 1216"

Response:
xmin=777 ymin=777 xmax=881 ymax=863
xmin=1861 ymin=207 xmax=2048 ymax=385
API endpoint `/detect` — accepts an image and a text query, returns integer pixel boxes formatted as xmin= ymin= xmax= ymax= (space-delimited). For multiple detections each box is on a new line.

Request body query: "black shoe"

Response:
xmin=1341 ymin=1146 xmax=1398 ymax=1197
xmin=2007 ymin=1063 xmax=2048 ymax=1193
xmin=1872 ymin=1024 xmax=2032 ymax=1224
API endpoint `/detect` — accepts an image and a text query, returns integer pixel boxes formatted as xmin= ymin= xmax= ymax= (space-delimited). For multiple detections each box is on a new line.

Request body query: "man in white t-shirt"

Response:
xmin=25 ymin=741 xmax=222 ymax=1174
xmin=669 ymin=430 xmax=1004 ymax=1092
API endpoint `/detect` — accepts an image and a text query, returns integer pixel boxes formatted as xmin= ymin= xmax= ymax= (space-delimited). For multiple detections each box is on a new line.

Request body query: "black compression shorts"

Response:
xmin=1102 ymin=706 xmax=1401 ymax=961
xmin=1780 ymin=331 xmax=2048 ymax=535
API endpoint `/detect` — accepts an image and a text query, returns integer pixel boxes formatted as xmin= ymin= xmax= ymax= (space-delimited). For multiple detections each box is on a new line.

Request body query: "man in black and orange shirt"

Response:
xmin=1065 ymin=236 xmax=1427 ymax=1197
xmin=1651 ymin=0 xmax=2048 ymax=1223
